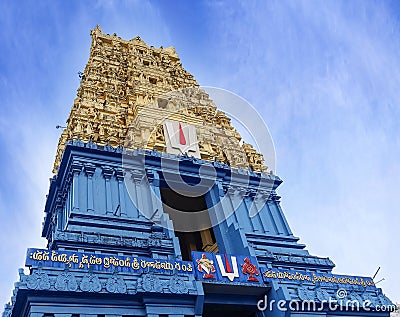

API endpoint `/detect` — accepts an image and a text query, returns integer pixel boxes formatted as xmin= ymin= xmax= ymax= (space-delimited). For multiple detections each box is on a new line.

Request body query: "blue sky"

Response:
xmin=0 ymin=0 xmax=399 ymax=304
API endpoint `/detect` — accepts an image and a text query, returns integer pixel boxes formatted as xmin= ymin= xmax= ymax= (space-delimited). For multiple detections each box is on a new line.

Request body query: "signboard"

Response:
xmin=261 ymin=268 xmax=376 ymax=289
xmin=26 ymin=248 xmax=193 ymax=275
xmin=191 ymin=251 xmax=262 ymax=284
xmin=26 ymin=249 xmax=376 ymax=290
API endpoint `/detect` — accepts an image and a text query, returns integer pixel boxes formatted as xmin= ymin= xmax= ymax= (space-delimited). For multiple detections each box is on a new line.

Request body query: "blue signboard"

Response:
xmin=191 ymin=251 xmax=263 ymax=284
xmin=27 ymin=248 xmax=375 ymax=290
xmin=26 ymin=248 xmax=193 ymax=275
xmin=261 ymin=268 xmax=376 ymax=289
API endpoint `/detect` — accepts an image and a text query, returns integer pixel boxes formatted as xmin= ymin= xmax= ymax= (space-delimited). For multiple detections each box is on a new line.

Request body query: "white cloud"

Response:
xmin=206 ymin=0 xmax=400 ymax=302
xmin=0 ymin=0 xmax=171 ymax=306
xmin=1 ymin=0 xmax=399 ymax=307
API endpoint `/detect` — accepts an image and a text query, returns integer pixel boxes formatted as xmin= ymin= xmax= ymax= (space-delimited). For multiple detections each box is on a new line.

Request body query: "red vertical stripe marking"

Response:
xmin=179 ymin=123 xmax=186 ymax=145
xmin=224 ymin=254 xmax=232 ymax=273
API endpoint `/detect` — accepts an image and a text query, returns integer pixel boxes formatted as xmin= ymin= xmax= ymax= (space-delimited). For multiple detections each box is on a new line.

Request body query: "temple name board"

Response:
xmin=26 ymin=249 xmax=376 ymax=289
xmin=261 ymin=268 xmax=376 ymax=289
xmin=26 ymin=248 xmax=193 ymax=274
xmin=26 ymin=249 xmax=264 ymax=285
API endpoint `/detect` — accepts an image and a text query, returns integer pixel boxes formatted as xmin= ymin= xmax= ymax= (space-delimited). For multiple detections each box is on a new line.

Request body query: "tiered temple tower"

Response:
xmin=3 ymin=26 xmax=394 ymax=317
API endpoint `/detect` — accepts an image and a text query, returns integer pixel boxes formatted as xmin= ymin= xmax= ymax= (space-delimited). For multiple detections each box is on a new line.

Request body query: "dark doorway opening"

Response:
xmin=160 ymin=187 xmax=218 ymax=260
xmin=202 ymin=304 xmax=257 ymax=317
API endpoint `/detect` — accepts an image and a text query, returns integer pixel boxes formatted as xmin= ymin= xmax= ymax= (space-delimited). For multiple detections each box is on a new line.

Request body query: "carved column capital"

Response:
xmin=229 ymin=185 xmax=247 ymax=197
xmin=84 ymin=163 xmax=96 ymax=177
xmin=101 ymin=165 xmax=114 ymax=180
xmin=257 ymin=189 xmax=272 ymax=201
xmin=145 ymin=169 xmax=160 ymax=186
xmin=115 ymin=168 xmax=125 ymax=181
xmin=269 ymin=191 xmax=281 ymax=202
xmin=246 ymin=188 xmax=257 ymax=198
xmin=71 ymin=160 xmax=83 ymax=174
xmin=222 ymin=184 xmax=234 ymax=196
xmin=129 ymin=168 xmax=143 ymax=184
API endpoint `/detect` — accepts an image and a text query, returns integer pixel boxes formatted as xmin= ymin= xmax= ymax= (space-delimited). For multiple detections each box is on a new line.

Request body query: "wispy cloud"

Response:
xmin=205 ymin=0 xmax=400 ymax=301
xmin=0 ymin=0 xmax=399 ymax=305
xmin=0 ymin=0 xmax=171 ymax=305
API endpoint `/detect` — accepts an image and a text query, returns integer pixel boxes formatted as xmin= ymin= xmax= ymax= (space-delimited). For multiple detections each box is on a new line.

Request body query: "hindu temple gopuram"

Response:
xmin=2 ymin=25 xmax=395 ymax=317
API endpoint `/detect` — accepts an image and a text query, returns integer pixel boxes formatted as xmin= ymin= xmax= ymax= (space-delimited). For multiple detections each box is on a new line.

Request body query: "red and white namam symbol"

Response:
xmin=196 ymin=254 xmax=216 ymax=279
xmin=241 ymin=257 xmax=259 ymax=282
xmin=163 ymin=120 xmax=201 ymax=158
xmin=215 ymin=254 xmax=239 ymax=282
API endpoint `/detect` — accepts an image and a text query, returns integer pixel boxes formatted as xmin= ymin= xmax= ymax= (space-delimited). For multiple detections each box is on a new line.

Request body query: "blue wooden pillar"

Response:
xmin=102 ymin=166 xmax=114 ymax=215
xmin=130 ymin=170 xmax=144 ymax=219
xmin=84 ymin=163 xmax=96 ymax=213
xmin=71 ymin=160 xmax=83 ymax=213
xmin=115 ymin=168 xmax=127 ymax=217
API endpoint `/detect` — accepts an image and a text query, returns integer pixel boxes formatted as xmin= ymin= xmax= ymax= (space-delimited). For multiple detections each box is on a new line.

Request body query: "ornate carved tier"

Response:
xmin=54 ymin=25 xmax=268 ymax=173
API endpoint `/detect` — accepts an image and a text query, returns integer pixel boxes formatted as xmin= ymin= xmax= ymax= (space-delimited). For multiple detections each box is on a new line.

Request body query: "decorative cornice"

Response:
xmin=51 ymin=230 xmax=173 ymax=251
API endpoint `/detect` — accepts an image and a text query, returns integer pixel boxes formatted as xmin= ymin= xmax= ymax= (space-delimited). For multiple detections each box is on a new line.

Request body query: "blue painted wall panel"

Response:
xmin=3 ymin=144 xmax=392 ymax=317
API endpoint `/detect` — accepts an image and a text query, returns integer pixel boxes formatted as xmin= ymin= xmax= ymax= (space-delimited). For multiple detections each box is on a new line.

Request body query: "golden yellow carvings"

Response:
xmin=53 ymin=25 xmax=268 ymax=173
xmin=242 ymin=143 xmax=266 ymax=173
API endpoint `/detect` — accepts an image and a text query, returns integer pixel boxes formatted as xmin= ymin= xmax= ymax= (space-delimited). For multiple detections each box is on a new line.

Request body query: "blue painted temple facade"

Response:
xmin=2 ymin=26 xmax=394 ymax=317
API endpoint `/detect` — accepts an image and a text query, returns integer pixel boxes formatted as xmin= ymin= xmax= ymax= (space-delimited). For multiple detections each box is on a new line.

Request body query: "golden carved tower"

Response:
xmin=54 ymin=25 xmax=267 ymax=174
xmin=4 ymin=26 xmax=393 ymax=317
